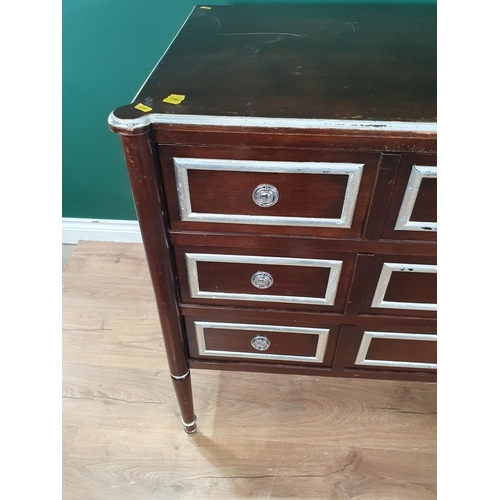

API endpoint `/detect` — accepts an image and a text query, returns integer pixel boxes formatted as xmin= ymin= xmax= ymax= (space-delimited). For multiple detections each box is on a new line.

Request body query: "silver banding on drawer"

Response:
xmin=194 ymin=321 xmax=330 ymax=363
xmin=173 ymin=157 xmax=364 ymax=228
xmin=185 ymin=253 xmax=343 ymax=306
xmin=355 ymin=331 xmax=437 ymax=370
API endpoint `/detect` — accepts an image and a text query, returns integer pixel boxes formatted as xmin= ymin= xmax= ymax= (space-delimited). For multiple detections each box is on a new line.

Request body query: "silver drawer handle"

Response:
xmin=251 ymin=335 xmax=271 ymax=351
xmin=251 ymin=271 xmax=273 ymax=289
xmin=252 ymin=184 xmax=279 ymax=207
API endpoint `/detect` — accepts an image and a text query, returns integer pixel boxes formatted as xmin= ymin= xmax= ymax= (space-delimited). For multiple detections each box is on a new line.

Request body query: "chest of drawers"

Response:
xmin=108 ymin=4 xmax=437 ymax=434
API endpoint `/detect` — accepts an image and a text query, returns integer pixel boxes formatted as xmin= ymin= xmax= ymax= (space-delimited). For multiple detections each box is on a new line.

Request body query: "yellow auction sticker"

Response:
xmin=134 ymin=103 xmax=152 ymax=112
xmin=163 ymin=94 xmax=186 ymax=105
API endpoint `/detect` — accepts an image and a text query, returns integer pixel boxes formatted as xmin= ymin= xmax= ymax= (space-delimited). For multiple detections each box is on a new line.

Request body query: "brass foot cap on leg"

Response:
xmin=182 ymin=416 xmax=197 ymax=435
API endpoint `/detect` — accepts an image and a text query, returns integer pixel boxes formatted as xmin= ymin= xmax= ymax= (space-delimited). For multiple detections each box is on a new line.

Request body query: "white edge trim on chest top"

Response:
xmin=108 ymin=112 xmax=437 ymax=133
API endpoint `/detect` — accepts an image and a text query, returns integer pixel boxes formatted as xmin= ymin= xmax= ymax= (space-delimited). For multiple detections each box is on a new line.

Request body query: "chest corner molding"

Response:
xmin=62 ymin=217 xmax=142 ymax=244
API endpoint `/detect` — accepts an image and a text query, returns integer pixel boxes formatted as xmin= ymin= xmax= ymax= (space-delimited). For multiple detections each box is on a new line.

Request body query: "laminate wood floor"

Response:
xmin=62 ymin=241 xmax=437 ymax=500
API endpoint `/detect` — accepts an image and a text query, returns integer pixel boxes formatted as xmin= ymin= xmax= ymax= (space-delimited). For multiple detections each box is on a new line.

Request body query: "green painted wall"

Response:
xmin=62 ymin=0 xmax=436 ymax=220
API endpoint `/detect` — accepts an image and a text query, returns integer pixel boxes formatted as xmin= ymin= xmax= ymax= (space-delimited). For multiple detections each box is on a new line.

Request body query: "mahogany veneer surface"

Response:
xmin=108 ymin=4 xmax=438 ymax=435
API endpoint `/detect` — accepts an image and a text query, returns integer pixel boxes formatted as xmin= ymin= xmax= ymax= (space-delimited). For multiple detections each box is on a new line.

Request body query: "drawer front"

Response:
xmin=332 ymin=325 xmax=437 ymax=378
xmin=174 ymin=247 xmax=356 ymax=312
xmin=381 ymin=154 xmax=437 ymax=241
xmin=159 ymin=145 xmax=380 ymax=238
xmin=185 ymin=316 xmax=340 ymax=366
xmin=358 ymin=255 xmax=437 ymax=318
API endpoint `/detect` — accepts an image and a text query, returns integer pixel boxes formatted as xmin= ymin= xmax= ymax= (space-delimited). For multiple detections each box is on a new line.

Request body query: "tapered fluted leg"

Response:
xmin=171 ymin=372 xmax=197 ymax=434
xmin=114 ymin=129 xmax=197 ymax=434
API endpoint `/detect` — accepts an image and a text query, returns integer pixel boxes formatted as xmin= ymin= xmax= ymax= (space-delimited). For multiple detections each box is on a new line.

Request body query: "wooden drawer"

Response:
xmin=381 ymin=154 xmax=437 ymax=241
xmin=174 ymin=246 xmax=356 ymax=313
xmin=332 ymin=325 xmax=436 ymax=380
xmin=159 ymin=145 xmax=380 ymax=238
xmin=184 ymin=314 xmax=340 ymax=366
xmin=356 ymin=255 xmax=437 ymax=318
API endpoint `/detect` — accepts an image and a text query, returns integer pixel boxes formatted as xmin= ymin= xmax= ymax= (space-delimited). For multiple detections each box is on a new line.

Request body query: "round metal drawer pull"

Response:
xmin=252 ymin=184 xmax=279 ymax=207
xmin=251 ymin=271 xmax=274 ymax=289
xmin=251 ymin=335 xmax=271 ymax=351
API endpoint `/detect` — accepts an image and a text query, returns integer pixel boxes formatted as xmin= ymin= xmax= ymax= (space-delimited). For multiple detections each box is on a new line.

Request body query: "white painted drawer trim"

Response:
xmin=194 ymin=321 xmax=330 ymax=363
xmin=355 ymin=331 xmax=437 ymax=370
xmin=173 ymin=158 xmax=364 ymax=228
xmin=185 ymin=253 xmax=343 ymax=306
xmin=395 ymin=165 xmax=437 ymax=232
xmin=371 ymin=263 xmax=437 ymax=311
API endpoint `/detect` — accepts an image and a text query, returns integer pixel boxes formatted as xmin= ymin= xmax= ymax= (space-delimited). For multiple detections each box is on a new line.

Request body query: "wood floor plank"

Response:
xmin=62 ymin=425 xmax=79 ymax=468
xmin=63 ymin=241 xmax=149 ymax=277
xmin=63 ymin=364 xmax=173 ymax=406
xmin=63 ymin=431 xmax=436 ymax=500
xmin=62 ymin=241 xmax=437 ymax=499
xmin=99 ymin=318 xmax=167 ymax=370
xmin=63 ymin=364 xmax=435 ymax=452
xmin=62 ymin=241 xmax=156 ymax=332
xmin=62 ymin=273 xmax=156 ymax=309
xmin=62 ymin=270 xmax=156 ymax=333
xmin=63 ymin=328 xmax=112 ymax=366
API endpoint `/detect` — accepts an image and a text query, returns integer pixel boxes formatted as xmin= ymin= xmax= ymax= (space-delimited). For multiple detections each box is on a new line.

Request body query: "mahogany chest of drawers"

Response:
xmin=109 ymin=4 xmax=437 ymax=434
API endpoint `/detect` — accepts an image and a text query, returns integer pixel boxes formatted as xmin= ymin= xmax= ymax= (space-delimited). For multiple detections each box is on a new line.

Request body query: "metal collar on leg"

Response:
xmin=181 ymin=416 xmax=197 ymax=428
xmin=170 ymin=370 xmax=190 ymax=380
xmin=182 ymin=416 xmax=197 ymax=434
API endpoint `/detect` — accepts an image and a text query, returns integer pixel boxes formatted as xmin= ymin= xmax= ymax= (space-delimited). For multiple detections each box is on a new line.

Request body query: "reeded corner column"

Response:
xmin=108 ymin=110 xmax=196 ymax=434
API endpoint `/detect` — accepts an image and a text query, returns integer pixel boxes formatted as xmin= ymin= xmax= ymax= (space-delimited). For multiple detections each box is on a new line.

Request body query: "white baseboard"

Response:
xmin=62 ymin=218 xmax=142 ymax=244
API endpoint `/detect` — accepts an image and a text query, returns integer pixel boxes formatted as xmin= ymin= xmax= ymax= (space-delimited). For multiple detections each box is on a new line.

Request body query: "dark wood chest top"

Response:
xmin=111 ymin=4 xmax=436 ymax=127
